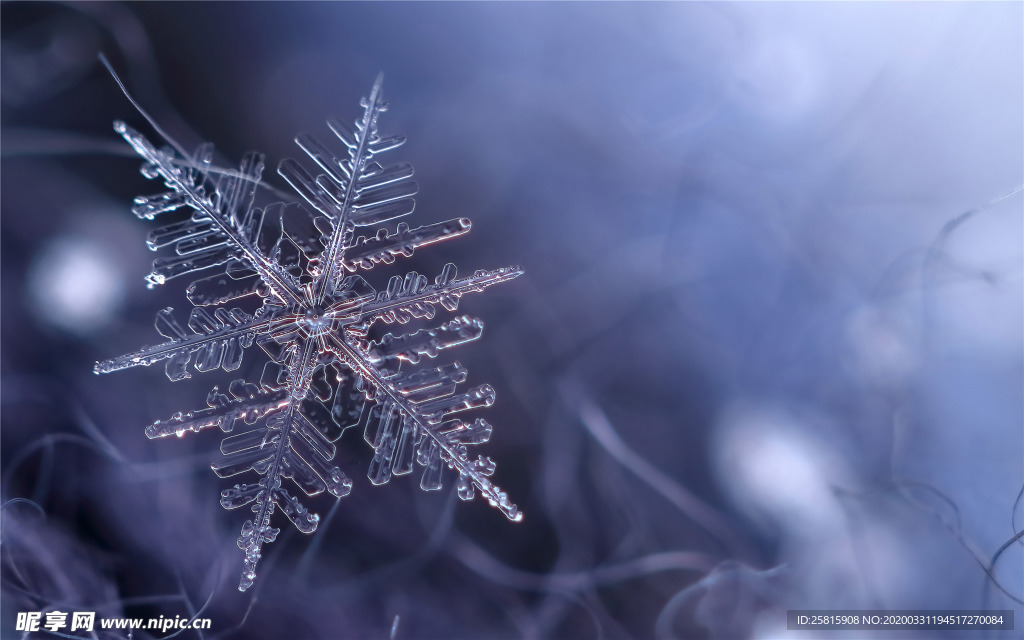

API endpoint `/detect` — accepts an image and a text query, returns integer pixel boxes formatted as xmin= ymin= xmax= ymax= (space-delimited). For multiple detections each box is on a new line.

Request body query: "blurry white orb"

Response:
xmin=712 ymin=404 xmax=847 ymax=539
xmin=28 ymin=235 xmax=126 ymax=334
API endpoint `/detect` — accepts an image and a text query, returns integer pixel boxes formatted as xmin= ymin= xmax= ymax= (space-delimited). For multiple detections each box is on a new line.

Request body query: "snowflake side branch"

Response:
xmin=340 ymin=218 xmax=471 ymax=273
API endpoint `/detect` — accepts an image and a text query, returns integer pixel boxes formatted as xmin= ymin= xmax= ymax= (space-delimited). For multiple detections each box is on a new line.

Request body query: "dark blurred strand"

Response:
xmin=0 ymin=498 xmax=46 ymax=519
xmin=290 ymin=497 xmax=343 ymax=589
xmin=98 ymin=51 xmax=193 ymax=162
xmin=654 ymin=562 xmax=789 ymax=640
xmin=1012 ymin=482 xmax=1024 ymax=537
xmin=569 ymin=384 xmax=752 ymax=561
xmin=920 ymin=185 xmax=1024 ymax=353
xmin=890 ymin=384 xmax=1024 ymax=605
xmin=160 ymin=567 xmax=220 ymax=640
xmin=1 ymin=128 xmax=139 ymax=158
xmin=302 ymin=488 xmax=458 ymax=597
xmin=95 ymin=53 xmax=295 ymax=202
xmin=449 ymin=532 xmax=715 ymax=591
xmin=835 ymin=483 xmax=1023 ymax=606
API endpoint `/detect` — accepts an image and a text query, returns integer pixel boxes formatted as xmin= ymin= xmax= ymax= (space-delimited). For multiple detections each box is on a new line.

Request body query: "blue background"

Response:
xmin=2 ymin=3 xmax=1021 ymax=638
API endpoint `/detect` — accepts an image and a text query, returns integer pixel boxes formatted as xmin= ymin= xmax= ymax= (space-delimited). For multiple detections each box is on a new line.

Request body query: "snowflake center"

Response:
xmin=300 ymin=305 xmax=331 ymax=336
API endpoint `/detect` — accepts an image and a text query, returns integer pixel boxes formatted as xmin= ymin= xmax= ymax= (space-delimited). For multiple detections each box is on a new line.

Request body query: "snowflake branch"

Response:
xmin=237 ymin=336 xmax=321 ymax=591
xmin=312 ymin=73 xmax=386 ymax=305
xmin=94 ymin=315 xmax=274 ymax=375
xmin=327 ymin=264 xmax=523 ymax=326
xmin=328 ymin=333 xmax=521 ymax=522
xmin=115 ymin=121 xmax=303 ymax=306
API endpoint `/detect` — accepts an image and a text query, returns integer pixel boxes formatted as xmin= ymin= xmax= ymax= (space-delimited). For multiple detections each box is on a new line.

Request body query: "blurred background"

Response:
xmin=1 ymin=2 xmax=1021 ymax=639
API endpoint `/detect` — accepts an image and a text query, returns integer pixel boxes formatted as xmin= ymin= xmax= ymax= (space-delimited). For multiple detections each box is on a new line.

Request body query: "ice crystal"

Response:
xmin=95 ymin=75 xmax=523 ymax=591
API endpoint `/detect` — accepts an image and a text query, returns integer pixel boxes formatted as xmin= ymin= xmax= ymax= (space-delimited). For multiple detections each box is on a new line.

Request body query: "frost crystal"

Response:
xmin=96 ymin=75 xmax=523 ymax=591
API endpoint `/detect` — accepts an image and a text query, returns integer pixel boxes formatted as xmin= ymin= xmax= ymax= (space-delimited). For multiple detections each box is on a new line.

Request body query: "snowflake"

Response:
xmin=95 ymin=74 xmax=523 ymax=591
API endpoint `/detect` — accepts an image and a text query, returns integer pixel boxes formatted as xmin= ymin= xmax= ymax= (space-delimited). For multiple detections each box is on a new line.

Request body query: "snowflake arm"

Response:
xmin=328 ymin=332 xmax=522 ymax=521
xmin=327 ymin=264 xmax=524 ymax=327
xmin=94 ymin=307 xmax=271 ymax=378
xmin=115 ymin=121 xmax=303 ymax=305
